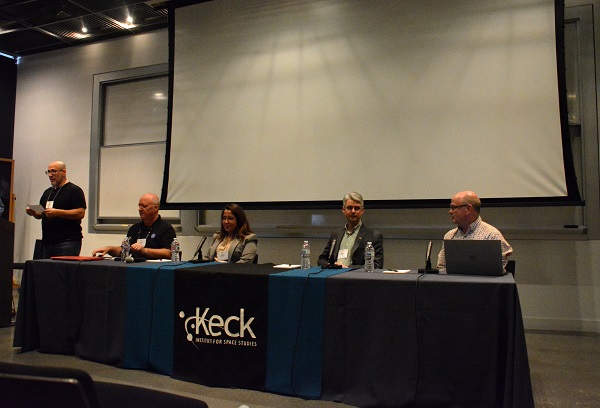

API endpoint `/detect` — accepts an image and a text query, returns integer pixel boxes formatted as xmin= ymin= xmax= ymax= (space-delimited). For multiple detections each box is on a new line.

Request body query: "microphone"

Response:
xmin=418 ymin=241 xmax=439 ymax=273
xmin=189 ymin=236 xmax=207 ymax=263
xmin=328 ymin=239 xmax=336 ymax=263
xmin=325 ymin=239 xmax=342 ymax=269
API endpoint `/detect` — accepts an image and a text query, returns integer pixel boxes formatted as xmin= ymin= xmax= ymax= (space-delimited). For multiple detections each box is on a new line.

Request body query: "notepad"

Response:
xmin=383 ymin=269 xmax=411 ymax=274
xmin=27 ymin=204 xmax=45 ymax=213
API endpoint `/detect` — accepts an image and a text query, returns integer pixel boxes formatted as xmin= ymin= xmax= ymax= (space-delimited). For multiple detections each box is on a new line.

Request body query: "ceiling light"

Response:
xmin=0 ymin=51 xmax=16 ymax=60
xmin=116 ymin=15 xmax=136 ymax=29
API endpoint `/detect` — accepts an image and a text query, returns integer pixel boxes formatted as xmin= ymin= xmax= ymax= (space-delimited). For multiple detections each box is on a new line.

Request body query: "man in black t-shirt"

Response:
xmin=92 ymin=193 xmax=176 ymax=260
xmin=26 ymin=161 xmax=86 ymax=258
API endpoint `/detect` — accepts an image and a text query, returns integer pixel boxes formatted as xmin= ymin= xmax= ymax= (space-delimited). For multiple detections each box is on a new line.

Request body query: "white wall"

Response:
xmin=11 ymin=27 xmax=600 ymax=333
xmin=13 ymin=30 xmax=169 ymax=261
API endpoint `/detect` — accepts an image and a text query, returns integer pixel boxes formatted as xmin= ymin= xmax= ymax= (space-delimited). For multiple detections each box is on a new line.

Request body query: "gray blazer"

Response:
xmin=203 ymin=233 xmax=258 ymax=263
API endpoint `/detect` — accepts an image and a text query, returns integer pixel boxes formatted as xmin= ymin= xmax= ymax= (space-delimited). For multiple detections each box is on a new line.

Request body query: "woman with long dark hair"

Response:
xmin=203 ymin=203 xmax=257 ymax=263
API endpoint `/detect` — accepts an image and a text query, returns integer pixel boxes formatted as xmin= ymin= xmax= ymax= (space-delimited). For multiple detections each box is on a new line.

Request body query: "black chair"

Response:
xmin=506 ymin=260 xmax=516 ymax=276
xmin=13 ymin=239 xmax=43 ymax=270
xmin=0 ymin=362 xmax=100 ymax=408
xmin=94 ymin=382 xmax=208 ymax=408
xmin=0 ymin=362 xmax=209 ymax=408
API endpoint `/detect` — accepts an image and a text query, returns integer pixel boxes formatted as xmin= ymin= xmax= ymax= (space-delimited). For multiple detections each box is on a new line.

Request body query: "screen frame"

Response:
xmin=162 ymin=0 xmax=582 ymax=210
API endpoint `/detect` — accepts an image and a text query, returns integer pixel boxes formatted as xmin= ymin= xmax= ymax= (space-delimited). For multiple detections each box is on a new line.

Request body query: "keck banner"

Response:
xmin=172 ymin=263 xmax=277 ymax=390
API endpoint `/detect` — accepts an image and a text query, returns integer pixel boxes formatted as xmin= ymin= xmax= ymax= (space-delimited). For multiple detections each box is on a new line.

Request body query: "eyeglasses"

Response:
xmin=45 ymin=169 xmax=62 ymax=175
xmin=344 ymin=205 xmax=363 ymax=211
xmin=449 ymin=204 xmax=468 ymax=211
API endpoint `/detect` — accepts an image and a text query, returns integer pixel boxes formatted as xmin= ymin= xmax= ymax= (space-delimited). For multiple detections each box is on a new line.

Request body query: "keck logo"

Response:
xmin=179 ymin=307 xmax=258 ymax=349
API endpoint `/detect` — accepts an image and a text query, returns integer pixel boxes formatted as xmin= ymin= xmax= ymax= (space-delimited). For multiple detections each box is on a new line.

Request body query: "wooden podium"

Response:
xmin=0 ymin=218 xmax=14 ymax=326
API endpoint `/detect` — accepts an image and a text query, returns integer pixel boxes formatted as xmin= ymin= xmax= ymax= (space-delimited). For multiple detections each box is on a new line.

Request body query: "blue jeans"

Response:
xmin=42 ymin=240 xmax=82 ymax=259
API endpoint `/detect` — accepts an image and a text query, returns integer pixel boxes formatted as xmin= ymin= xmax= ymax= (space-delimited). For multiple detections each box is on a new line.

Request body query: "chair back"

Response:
xmin=33 ymin=239 xmax=43 ymax=259
xmin=0 ymin=362 xmax=100 ymax=408
xmin=94 ymin=382 xmax=208 ymax=408
xmin=506 ymin=260 xmax=516 ymax=276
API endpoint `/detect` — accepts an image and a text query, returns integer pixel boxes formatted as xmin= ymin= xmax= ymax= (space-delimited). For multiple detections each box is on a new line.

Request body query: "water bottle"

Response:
xmin=365 ymin=241 xmax=375 ymax=272
xmin=301 ymin=240 xmax=311 ymax=269
xmin=121 ymin=237 xmax=130 ymax=262
xmin=171 ymin=238 xmax=180 ymax=262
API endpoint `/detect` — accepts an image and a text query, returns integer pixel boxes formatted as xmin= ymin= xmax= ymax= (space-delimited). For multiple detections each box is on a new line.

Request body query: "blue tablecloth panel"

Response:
xmin=265 ymin=267 xmax=349 ymax=399
xmin=124 ymin=263 xmax=349 ymax=391
xmin=123 ymin=262 xmax=218 ymax=373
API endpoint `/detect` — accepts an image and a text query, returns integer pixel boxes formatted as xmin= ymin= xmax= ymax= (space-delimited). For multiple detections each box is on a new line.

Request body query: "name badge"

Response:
xmin=217 ymin=250 xmax=229 ymax=261
xmin=137 ymin=238 xmax=147 ymax=248
xmin=46 ymin=201 xmax=54 ymax=209
xmin=338 ymin=249 xmax=349 ymax=260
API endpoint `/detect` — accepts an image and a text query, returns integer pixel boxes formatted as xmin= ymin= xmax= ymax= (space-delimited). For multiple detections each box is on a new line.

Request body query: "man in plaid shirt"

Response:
xmin=437 ymin=190 xmax=512 ymax=272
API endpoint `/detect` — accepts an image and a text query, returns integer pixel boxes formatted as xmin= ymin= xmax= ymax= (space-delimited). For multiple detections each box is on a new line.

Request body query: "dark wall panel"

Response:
xmin=0 ymin=57 xmax=17 ymax=160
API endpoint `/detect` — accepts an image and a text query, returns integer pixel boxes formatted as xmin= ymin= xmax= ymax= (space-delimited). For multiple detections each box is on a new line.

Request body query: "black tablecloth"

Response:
xmin=13 ymin=259 xmax=182 ymax=371
xmin=14 ymin=261 xmax=533 ymax=408
xmin=172 ymin=263 xmax=278 ymax=389
xmin=322 ymin=271 xmax=534 ymax=408
xmin=14 ymin=260 xmax=130 ymax=361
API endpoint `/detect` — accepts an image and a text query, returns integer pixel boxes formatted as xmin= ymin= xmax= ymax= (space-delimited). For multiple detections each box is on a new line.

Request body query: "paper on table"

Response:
xmin=383 ymin=269 xmax=411 ymax=274
xmin=274 ymin=264 xmax=301 ymax=268
xmin=147 ymin=259 xmax=172 ymax=263
xmin=27 ymin=204 xmax=45 ymax=213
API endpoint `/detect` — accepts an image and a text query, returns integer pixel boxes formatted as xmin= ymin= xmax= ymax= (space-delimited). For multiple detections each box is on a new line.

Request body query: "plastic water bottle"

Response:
xmin=365 ymin=241 xmax=375 ymax=272
xmin=171 ymin=238 xmax=180 ymax=262
xmin=301 ymin=241 xmax=311 ymax=269
xmin=121 ymin=237 xmax=130 ymax=262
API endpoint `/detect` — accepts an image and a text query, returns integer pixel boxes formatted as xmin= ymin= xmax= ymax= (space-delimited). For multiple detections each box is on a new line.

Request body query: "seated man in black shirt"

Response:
xmin=92 ymin=193 xmax=176 ymax=260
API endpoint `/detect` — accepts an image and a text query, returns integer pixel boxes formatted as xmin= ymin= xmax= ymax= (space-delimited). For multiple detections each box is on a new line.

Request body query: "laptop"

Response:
xmin=444 ymin=239 xmax=505 ymax=276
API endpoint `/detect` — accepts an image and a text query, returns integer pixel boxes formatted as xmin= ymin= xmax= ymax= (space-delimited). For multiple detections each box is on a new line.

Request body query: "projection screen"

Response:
xmin=165 ymin=0 xmax=577 ymax=208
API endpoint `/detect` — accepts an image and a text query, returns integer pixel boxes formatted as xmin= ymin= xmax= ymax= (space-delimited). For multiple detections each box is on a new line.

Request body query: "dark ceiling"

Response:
xmin=0 ymin=0 xmax=169 ymax=58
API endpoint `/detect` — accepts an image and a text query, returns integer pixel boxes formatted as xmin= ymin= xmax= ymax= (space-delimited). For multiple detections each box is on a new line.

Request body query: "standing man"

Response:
xmin=437 ymin=190 xmax=512 ymax=271
xmin=318 ymin=192 xmax=384 ymax=269
xmin=92 ymin=193 xmax=176 ymax=260
xmin=26 ymin=161 xmax=86 ymax=258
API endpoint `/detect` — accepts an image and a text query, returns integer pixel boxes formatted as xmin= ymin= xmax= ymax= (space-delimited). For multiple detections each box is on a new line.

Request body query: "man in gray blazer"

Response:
xmin=317 ymin=192 xmax=384 ymax=269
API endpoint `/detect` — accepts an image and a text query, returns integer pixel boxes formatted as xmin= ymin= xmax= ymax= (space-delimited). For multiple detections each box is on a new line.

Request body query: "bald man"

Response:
xmin=26 ymin=161 xmax=86 ymax=258
xmin=93 ymin=193 xmax=176 ymax=260
xmin=437 ymin=190 xmax=512 ymax=272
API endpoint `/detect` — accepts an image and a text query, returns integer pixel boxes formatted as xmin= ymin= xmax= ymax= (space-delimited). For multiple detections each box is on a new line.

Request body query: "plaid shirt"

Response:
xmin=437 ymin=216 xmax=513 ymax=271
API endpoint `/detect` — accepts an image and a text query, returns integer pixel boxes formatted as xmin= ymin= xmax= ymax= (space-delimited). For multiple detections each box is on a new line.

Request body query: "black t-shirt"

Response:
xmin=40 ymin=182 xmax=86 ymax=244
xmin=126 ymin=215 xmax=176 ymax=251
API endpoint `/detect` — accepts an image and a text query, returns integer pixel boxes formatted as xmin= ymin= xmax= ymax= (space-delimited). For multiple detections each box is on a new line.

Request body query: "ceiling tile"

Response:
xmin=0 ymin=0 xmax=169 ymax=57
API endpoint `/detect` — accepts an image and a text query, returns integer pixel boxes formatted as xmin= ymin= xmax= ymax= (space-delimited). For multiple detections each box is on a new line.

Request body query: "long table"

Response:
xmin=14 ymin=260 xmax=533 ymax=408
xmin=322 ymin=271 xmax=533 ymax=407
xmin=13 ymin=259 xmax=189 ymax=373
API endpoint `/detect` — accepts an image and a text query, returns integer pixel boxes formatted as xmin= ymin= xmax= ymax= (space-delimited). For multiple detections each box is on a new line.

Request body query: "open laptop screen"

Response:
xmin=444 ymin=240 xmax=505 ymax=276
